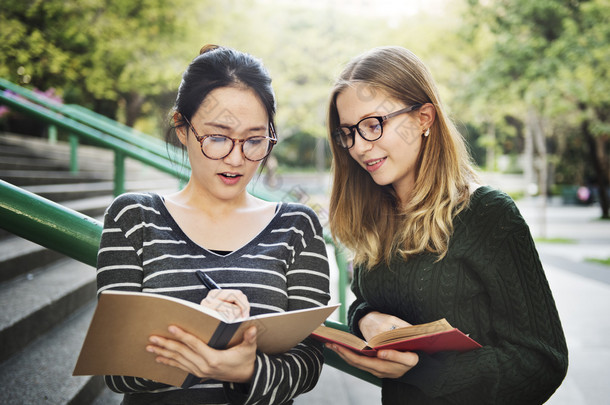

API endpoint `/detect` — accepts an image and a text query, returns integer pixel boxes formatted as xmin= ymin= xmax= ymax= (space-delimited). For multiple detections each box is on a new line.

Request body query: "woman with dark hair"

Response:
xmin=324 ymin=46 xmax=568 ymax=404
xmin=96 ymin=45 xmax=330 ymax=404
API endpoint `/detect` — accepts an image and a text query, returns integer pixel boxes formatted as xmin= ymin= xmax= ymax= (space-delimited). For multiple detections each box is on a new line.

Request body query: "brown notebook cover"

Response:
xmin=73 ymin=290 xmax=338 ymax=387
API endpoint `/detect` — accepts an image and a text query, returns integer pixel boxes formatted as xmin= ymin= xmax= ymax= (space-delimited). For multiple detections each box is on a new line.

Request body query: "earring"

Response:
xmin=423 ymin=128 xmax=430 ymax=137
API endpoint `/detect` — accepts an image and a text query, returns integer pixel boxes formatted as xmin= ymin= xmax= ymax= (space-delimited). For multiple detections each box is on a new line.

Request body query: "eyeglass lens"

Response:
xmin=336 ymin=117 xmax=382 ymax=149
xmin=202 ymin=135 xmax=272 ymax=161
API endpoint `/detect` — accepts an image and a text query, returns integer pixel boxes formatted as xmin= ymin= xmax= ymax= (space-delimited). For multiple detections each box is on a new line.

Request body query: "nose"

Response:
xmin=223 ymin=140 xmax=246 ymax=166
xmin=350 ymin=131 xmax=374 ymax=154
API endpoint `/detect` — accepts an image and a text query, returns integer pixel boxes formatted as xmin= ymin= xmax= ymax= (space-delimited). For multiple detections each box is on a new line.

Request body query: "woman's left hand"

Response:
xmin=147 ymin=325 xmax=258 ymax=383
xmin=326 ymin=343 xmax=419 ymax=379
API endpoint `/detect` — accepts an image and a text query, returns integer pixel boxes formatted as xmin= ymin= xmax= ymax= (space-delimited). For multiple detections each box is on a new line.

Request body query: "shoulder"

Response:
xmin=277 ymin=202 xmax=325 ymax=234
xmin=465 ymin=185 xmax=527 ymax=230
xmin=104 ymin=192 xmax=163 ymax=222
xmin=469 ymin=185 xmax=518 ymax=212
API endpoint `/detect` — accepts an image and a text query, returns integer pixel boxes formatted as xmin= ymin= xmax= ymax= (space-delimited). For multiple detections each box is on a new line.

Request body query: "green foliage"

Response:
xmin=585 ymin=257 xmax=610 ymax=266
xmin=1 ymin=0 xmax=205 ymax=130
xmin=2 ymin=0 xmax=608 ymax=176
xmin=462 ymin=0 xmax=609 ymax=192
xmin=534 ymin=237 xmax=576 ymax=244
xmin=274 ymin=131 xmax=331 ymax=169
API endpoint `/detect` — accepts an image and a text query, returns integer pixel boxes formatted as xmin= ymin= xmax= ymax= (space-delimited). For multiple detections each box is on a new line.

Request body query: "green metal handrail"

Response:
xmin=0 ymin=179 xmax=381 ymax=387
xmin=0 ymin=78 xmax=183 ymax=167
xmin=0 ymin=91 xmax=189 ymax=195
xmin=0 ymin=180 xmax=102 ymax=267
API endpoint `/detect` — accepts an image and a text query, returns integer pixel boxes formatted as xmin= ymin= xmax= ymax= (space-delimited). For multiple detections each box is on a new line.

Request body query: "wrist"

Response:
xmin=358 ymin=311 xmax=380 ymax=330
xmin=233 ymin=363 xmax=255 ymax=383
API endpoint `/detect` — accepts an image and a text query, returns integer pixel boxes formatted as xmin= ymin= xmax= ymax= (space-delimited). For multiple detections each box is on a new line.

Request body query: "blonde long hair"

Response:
xmin=327 ymin=46 xmax=479 ymax=269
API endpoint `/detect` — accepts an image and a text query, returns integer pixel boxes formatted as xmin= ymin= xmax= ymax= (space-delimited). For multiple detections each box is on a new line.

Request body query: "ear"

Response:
xmin=173 ymin=112 xmax=188 ymax=146
xmin=417 ymin=103 xmax=436 ymax=133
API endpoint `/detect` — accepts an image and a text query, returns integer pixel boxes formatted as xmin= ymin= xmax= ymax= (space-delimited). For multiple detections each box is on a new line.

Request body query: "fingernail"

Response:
xmin=379 ymin=351 xmax=387 ymax=359
xmin=149 ymin=337 xmax=158 ymax=344
xmin=168 ymin=326 xmax=177 ymax=334
xmin=146 ymin=345 xmax=155 ymax=352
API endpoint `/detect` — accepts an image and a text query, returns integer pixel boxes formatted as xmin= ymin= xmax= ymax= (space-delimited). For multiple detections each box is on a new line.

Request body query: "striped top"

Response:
xmin=96 ymin=192 xmax=330 ymax=405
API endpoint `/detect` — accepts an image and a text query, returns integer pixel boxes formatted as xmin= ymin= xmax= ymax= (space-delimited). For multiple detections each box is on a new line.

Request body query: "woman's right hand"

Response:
xmin=359 ymin=311 xmax=411 ymax=341
xmin=201 ymin=289 xmax=250 ymax=321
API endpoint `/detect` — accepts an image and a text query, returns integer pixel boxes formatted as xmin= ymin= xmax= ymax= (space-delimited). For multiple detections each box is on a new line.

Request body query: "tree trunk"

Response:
xmin=582 ymin=119 xmax=610 ymax=219
xmin=486 ymin=120 xmax=496 ymax=171
xmin=522 ymin=115 xmax=535 ymax=196
xmin=527 ymin=107 xmax=548 ymax=238
xmin=125 ymin=92 xmax=145 ymax=128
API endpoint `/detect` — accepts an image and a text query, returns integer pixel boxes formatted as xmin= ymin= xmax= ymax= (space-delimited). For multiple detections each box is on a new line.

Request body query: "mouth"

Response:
xmin=363 ymin=157 xmax=386 ymax=172
xmin=218 ymin=172 xmax=243 ymax=184
xmin=365 ymin=158 xmax=385 ymax=166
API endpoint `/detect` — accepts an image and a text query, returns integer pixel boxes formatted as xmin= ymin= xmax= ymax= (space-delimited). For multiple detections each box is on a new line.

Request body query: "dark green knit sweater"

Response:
xmin=348 ymin=186 xmax=568 ymax=405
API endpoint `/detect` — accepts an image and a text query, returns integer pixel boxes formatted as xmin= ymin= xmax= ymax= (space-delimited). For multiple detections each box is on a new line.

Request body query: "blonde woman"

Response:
xmin=325 ymin=46 xmax=568 ymax=404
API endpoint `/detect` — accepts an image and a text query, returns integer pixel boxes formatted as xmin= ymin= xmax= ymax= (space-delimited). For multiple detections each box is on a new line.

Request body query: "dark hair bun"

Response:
xmin=199 ymin=44 xmax=221 ymax=55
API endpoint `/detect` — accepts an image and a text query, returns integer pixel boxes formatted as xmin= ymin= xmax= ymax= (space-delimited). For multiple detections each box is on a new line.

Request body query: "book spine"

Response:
xmin=181 ymin=322 xmax=242 ymax=388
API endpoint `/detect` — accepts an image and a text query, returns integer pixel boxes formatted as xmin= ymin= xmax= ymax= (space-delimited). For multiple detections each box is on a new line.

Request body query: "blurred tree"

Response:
xmin=463 ymin=0 xmax=609 ymax=217
xmin=0 ymin=0 xmax=223 ymax=133
xmin=224 ymin=3 xmax=387 ymax=170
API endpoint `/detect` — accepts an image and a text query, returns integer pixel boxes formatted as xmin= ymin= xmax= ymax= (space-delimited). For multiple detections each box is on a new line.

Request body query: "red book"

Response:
xmin=312 ymin=318 xmax=481 ymax=357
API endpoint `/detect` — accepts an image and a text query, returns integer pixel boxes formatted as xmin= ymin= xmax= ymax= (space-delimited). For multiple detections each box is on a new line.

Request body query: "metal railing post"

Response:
xmin=114 ymin=150 xmax=126 ymax=196
xmin=334 ymin=245 xmax=349 ymax=324
xmin=69 ymin=134 xmax=79 ymax=173
xmin=48 ymin=124 xmax=57 ymax=144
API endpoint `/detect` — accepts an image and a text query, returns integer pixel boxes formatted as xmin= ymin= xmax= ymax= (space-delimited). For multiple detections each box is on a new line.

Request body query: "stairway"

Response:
xmin=0 ymin=133 xmax=180 ymax=404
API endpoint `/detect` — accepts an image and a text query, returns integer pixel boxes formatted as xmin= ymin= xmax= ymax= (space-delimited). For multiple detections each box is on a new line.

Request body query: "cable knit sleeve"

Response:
xmin=398 ymin=190 xmax=568 ymax=404
xmin=347 ymin=265 xmax=376 ymax=340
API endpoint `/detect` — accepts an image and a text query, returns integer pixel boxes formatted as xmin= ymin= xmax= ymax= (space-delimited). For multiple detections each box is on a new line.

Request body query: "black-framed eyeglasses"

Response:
xmin=333 ymin=104 xmax=423 ymax=149
xmin=184 ymin=117 xmax=277 ymax=162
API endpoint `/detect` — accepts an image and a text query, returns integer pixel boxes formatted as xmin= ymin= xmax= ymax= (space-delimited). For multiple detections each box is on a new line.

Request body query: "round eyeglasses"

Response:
xmin=184 ymin=117 xmax=277 ymax=162
xmin=333 ymin=104 xmax=422 ymax=149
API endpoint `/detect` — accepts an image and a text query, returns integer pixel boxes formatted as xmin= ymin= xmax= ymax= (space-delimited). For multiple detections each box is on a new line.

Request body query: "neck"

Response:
xmin=168 ymin=181 xmax=253 ymax=217
xmin=393 ymin=179 xmax=415 ymax=210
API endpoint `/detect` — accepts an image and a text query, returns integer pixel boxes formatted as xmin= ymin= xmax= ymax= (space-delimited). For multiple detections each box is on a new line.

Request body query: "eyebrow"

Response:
xmin=339 ymin=112 xmax=383 ymax=127
xmin=203 ymin=122 xmax=267 ymax=132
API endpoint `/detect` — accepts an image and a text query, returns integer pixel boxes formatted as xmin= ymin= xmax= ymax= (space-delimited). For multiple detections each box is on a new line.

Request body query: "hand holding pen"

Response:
xmin=196 ymin=270 xmax=250 ymax=320
xmin=148 ymin=271 xmax=257 ymax=387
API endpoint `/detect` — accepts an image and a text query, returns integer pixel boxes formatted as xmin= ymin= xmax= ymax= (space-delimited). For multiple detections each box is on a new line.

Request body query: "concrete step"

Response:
xmin=0 ymin=236 xmax=65 ymax=283
xmin=0 ymin=170 xmax=112 ymax=186
xmin=0 ymin=155 xmax=71 ymax=171
xmin=0 ymin=257 xmax=96 ymax=363
xmin=0 ymin=301 xmax=106 ymax=405
xmin=23 ymin=181 xmax=114 ymax=202
xmin=0 ymin=132 xmax=167 ymax=175
xmin=0 ymin=133 xmax=116 ymax=163
xmin=0 ymin=131 xmax=182 ymax=405
xmin=22 ymin=178 xmax=180 ymax=203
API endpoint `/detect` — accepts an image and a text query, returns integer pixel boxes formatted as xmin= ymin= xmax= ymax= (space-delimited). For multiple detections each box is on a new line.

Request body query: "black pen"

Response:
xmin=196 ymin=270 xmax=221 ymax=290
xmin=182 ymin=271 xmax=222 ymax=389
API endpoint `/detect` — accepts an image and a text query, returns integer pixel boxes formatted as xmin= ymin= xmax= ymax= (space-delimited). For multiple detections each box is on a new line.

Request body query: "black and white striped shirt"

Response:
xmin=96 ymin=192 xmax=330 ymax=405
